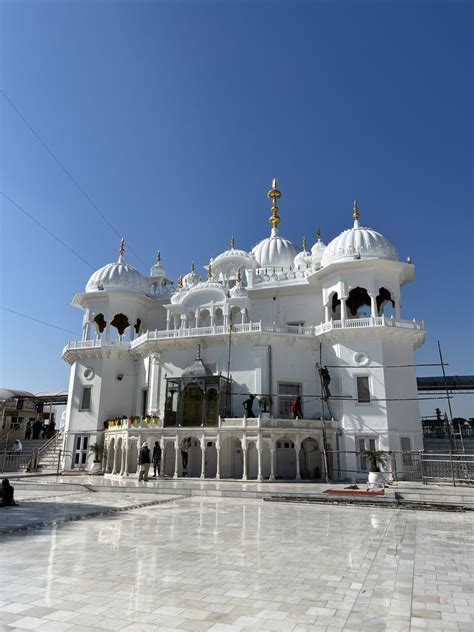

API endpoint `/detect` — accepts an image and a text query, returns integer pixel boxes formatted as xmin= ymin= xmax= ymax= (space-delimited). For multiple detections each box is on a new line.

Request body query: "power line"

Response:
xmin=1 ymin=192 xmax=96 ymax=270
xmin=1 ymin=89 xmax=148 ymax=272
xmin=0 ymin=306 xmax=80 ymax=336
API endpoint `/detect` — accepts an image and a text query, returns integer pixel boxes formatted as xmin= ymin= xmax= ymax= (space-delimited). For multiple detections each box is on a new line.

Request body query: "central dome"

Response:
xmin=251 ymin=234 xmax=299 ymax=268
xmin=251 ymin=178 xmax=299 ymax=269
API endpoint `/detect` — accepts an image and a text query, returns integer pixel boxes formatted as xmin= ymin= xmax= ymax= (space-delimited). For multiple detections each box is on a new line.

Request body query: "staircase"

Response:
xmin=0 ymin=432 xmax=63 ymax=474
xmin=36 ymin=433 xmax=63 ymax=472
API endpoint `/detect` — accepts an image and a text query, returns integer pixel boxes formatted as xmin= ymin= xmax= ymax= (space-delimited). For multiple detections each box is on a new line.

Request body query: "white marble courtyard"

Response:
xmin=0 ymin=488 xmax=473 ymax=631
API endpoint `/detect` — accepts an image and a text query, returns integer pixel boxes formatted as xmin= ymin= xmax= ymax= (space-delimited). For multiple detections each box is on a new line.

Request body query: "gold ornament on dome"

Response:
xmin=156 ymin=250 xmax=161 ymax=262
xmin=207 ymin=264 xmax=213 ymax=280
xmin=353 ymin=200 xmax=360 ymax=221
xmin=267 ymin=177 xmax=281 ymax=229
xmin=317 ymin=227 xmax=321 ymax=241
xmin=230 ymin=236 xmax=235 ymax=249
xmin=119 ymin=238 xmax=125 ymax=257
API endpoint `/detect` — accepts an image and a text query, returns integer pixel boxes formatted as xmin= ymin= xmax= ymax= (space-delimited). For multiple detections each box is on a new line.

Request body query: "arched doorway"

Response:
xmin=205 ymin=389 xmax=218 ymax=426
xmin=346 ymin=287 xmax=371 ymax=318
xmin=163 ymin=441 xmax=175 ymax=477
xmin=182 ymin=385 xmax=204 ymax=426
xmin=276 ymin=437 xmax=296 ymax=479
xmin=128 ymin=440 xmax=138 ymax=474
xmin=220 ymin=437 xmax=243 ymax=479
xmin=299 ymin=437 xmax=322 ymax=479
xmin=377 ymin=287 xmax=395 ymax=317
xmin=179 ymin=436 xmax=202 ymax=477
xmin=204 ymin=441 xmax=217 ymax=478
xmin=114 ymin=438 xmax=122 ymax=474
xmin=106 ymin=439 xmax=114 ymax=473
xmin=247 ymin=442 xmax=258 ymax=479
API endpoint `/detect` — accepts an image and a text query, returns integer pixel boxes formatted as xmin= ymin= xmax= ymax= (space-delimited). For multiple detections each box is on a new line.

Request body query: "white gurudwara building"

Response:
xmin=62 ymin=180 xmax=425 ymax=481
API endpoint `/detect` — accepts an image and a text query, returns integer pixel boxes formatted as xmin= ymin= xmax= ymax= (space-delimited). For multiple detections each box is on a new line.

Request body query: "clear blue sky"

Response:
xmin=1 ymin=1 xmax=472 ymax=417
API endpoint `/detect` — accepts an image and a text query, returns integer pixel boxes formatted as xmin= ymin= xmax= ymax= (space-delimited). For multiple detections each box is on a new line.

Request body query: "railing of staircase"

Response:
xmin=32 ymin=429 xmax=64 ymax=472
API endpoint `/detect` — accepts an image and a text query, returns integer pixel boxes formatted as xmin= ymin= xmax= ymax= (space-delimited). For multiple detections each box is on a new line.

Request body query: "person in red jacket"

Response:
xmin=291 ymin=396 xmax=303 ymax=419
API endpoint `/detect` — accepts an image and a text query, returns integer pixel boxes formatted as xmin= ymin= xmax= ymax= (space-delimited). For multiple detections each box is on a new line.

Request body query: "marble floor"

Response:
xmin=0 ymin=491 xmax=473 ymax=631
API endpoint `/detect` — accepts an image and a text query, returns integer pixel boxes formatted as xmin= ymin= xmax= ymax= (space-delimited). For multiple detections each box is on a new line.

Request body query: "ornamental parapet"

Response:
xmin=63 ymin=317 xmax=425 ymax=362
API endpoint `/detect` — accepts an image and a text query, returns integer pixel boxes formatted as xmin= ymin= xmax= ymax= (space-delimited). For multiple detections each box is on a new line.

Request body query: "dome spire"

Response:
xmin=267 ymin=177 xmax=281 ymax=235
xmin=191 ymin=261 xmax=195 ymax=272
xmin=230 ymin=235 xmax=235 ymax=249
xmin=118 ymin=238 xmax=125 ymax=262
xmin=353 ymin=199 xmax=360 ymax=228
xmin=302 ymin=236 xmax=307 ymax=252
xmin=156 ymin=250 xmax=161 ymax=263
xmin=317 ymin=227 xmax=321 ymax=242
xmin=207 ymin=264 xmax=213 ymax=280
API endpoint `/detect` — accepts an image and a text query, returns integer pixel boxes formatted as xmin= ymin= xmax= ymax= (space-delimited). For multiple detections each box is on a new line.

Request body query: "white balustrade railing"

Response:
xmin=66 ymin=317 xmax=424 ymax=354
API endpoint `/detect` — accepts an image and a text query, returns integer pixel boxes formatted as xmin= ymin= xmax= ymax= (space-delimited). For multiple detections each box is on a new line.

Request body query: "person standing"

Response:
xmin=291 ymin=395 xmax=303 ymax=419
xmin=181 ymin=437 xmax=191 ymax=474
xmin=152 ymin=441 xmax=162 ymax=477
xmin=32 ymin=419 xmax=42 ymax=440
xmin=138 ymin=442 xmax=151 ymax=481
xmin=243 ymin=394 xmax=256 ymax=418
xmin=24 ymin=421 xmax=32 ymax=441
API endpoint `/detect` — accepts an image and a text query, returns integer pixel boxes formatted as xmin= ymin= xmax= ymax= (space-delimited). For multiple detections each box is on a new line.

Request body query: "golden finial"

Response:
xmin=119 ymin=238 xmax=125 ymax=257
xmin=230 ymin=236 xmax=235 ymax=249
xmin=178 ymin=275 xmax=183 ymax=289
xmin=317 ymin=227 xmax=321 ymax=242
xmin=191 ymin=261 xmax=195 ymax=272
xmin=236 ymin=268 xmax=241 ymax=284
xmin=303 ymin=236 xmax=307 ymax=251
xmin=267 ymin=178 xmax=281 ymax=230
xmin=353 ymin=199 xmax=360 ymax=221
xmin=156 ymin=250 xmax=161 ymax=263
xmin=198 ymin=275 xmax=202 ymax=283
xmin=207 ymin=264 xmax=212 ymax=280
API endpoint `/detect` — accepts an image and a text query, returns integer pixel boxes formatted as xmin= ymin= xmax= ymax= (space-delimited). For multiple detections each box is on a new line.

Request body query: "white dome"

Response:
xmin=182 ymin=264 xmax=198 ymax=288
xmin=230 ymin=282 xmax=248 ymax=298
xmin=149 ymin=252 xmax=166 ymax=278
xmin=321 ymin=220 xmax=399 ymax=267
xmin=293 ymin=247 xmax=312 ymax=269
xmin=86 ymin=253 xmax=148 ymax=294
xmin=213 ymin=247 xmax=250 ymax=263
xmin=252 ymin=232 xmax=299 ymax=269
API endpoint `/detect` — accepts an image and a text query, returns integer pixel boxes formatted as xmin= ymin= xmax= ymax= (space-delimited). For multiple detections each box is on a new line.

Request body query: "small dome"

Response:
xmin=293 ymin=238 xmax=312 ymax=269
xmin=86 ymin=242 xmax=148 ymax=294
xmin=182 ymin=263 xmax=198 ymax=288
xmin=182 ymin=357 xmax=213 ymax=379
xmin=311 ymin=231 xmax=326 ymax=266
xmin=252 ymin=232 xmax=299 ymax=268
xmin=321 ymin=204 xmax=399 ymax=267
xmin=149 ymin=251 xmax=166 ymax=277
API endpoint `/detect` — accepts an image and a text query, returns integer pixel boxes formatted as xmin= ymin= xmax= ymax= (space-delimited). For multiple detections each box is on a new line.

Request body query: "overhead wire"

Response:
xmin=1 ymin=89 xmax=148 ymax=272
xmin=1 ymin=192 xmax=96 ymax=270
xmin=0 ymin=306 xmax=80 ymax=336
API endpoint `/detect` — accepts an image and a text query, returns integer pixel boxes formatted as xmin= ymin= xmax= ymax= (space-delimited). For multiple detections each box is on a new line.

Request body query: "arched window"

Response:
xmin=376 ymin=287 xmax=395 ymax=316
xmin=331 ymin=292 xmax=341 ymax=318
xmin=111 ymin=313 xmax=130 ymax=337
xmin=93 ymin=313 xmax=107 ymax=335
xmin=346 ymin=287 xmax=371 ymax=317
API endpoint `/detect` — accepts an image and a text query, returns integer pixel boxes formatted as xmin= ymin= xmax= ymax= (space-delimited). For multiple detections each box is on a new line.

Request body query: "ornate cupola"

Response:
xmin=86 ymin=239 xmax=149 ymax=294
xmin=251 ymin=179 xmax=299 ymax=269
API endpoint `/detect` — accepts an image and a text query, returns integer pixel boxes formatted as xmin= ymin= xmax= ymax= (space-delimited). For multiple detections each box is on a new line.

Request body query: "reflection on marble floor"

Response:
xmin=0 ymin=494 xmax=473 ymax=631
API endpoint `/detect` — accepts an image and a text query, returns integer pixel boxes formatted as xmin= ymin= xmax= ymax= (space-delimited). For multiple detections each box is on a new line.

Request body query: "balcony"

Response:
xmin=63 ymin=317 xmax=424 ymax=361
xmin=62 ymin=339 xmax=130 ymax=363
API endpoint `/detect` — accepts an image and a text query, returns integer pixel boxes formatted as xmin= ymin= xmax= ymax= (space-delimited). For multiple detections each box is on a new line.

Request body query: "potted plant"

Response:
xmin=258 ymin=395 xmax=272 ymax=416
xmin=361 ymin=449 xmax=387 ymax=486
xmin=88 ymin=442 xmax=105 ymax=474
xmin=152 ymin=415 xmax=159 ymax=424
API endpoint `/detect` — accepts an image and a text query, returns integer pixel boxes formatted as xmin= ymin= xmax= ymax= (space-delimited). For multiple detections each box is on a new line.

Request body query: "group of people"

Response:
xmin=24 ymin=419 xmax=56 ymax=441
xmin=138 ymin=441 xmax=162 ymax=481
xmin=242 ymin=394 xmax=304 ymax=419
xmin=137 ymin=437 xmax=193 ymax=481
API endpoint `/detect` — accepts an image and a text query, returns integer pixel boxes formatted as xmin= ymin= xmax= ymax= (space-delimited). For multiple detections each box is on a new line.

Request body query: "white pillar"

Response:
xmin=395 ymin=298 xmax=401 ymax=320
xmin=122 ymin=444 xmax=128 ymax=476
xmin=295 ymin=439 xmax=301 ymax=481
xmin=173 ymin=437 xmax=179 ymax=479
xmin=241 ymin=437 xmax=247 ymax=481
xmin=269 ymin=444 xmax=275 ymax=481
xmin=215 ymin=436 xmax=221 ymax=480
xmin=370 ymin=294 xmax=378 ymax=318
xmin=112 ymin=446 xmax=118 ymax=474
xmin=160 ymin=436 xmax=165 ymax=476
xmin=240 ymin=309 xmax=245 ymax=324
xmin=324 ymin=304 xmax=329 ymax=322
xmin=257 ymin=448 xmax=263 ymax=481
xmin=340 ymin=297 xmax=347 ymax=323
xmin=200 ymin=435 xmax=206 ymax=479
xmin=148 ymin=354 xmax=161 ymax=415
